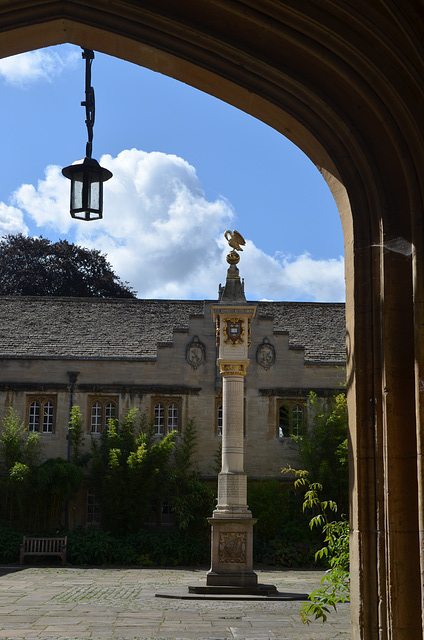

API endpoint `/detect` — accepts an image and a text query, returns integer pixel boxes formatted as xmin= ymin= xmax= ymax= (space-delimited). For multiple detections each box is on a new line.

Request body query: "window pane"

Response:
xmin=104 ymin=402 xmax=116 ymax=428
xmin=42 ymin=401 xmax=54 ymax=433
xmin=167 ymin=403 xmax=179 ymax=433
xmin=217 ymin=405 xmax=223 ymax=437
xmin=154 ymin=404 xmax=164 ymax=436
xmin=292 ymin=405 xmax=304 ymax=435
xmin=161 ymin=502 xmax=175 ymax=526
xmin=91 ymin=402 xmax=102 ymax=433
xmin=29 ymin=401 xmax=40 ymax=432
xmin=86 ymin=488 xmax=101 ymax=526
xmin=278 ymin=405 xmax=290 ymax=438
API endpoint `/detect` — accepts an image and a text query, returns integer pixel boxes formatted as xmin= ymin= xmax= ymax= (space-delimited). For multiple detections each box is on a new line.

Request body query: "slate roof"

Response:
xmin=0 ymin=297 xmax=345 ymax=363
xmin=257 ymin=301 xmax=346 ymax=363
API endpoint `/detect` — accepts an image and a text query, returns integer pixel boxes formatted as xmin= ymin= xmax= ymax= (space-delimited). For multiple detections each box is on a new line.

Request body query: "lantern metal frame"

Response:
xmin=62 ymin=48 xmax=112 ymax=221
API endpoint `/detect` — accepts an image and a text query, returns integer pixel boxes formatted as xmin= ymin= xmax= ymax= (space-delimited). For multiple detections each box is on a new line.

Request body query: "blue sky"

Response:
xmin=0 ymin=44 xmax=344 ymax=301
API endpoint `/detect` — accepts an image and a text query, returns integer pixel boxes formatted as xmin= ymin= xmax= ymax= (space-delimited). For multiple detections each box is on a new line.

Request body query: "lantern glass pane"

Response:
xmin=71 ymin=172 xmax=84 ymax=210
xmin=88 ymin=179 xmax=100 ymax=210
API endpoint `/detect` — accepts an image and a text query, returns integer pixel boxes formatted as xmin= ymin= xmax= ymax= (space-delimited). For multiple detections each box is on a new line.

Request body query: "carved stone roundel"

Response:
xmin=186 ymin=335 xmax=206 ymax=369
xmin=256 ymin=337 xmax=276 ymax=369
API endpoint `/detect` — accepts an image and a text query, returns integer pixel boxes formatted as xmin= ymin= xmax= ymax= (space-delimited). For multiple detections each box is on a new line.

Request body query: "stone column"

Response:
xmin=216 ymin=363 xmax=249 ymax=514
xmin=190 ymin=234 xmax=275 ymax=594
xmin=207 ymin=359 xmax=258 ymax=587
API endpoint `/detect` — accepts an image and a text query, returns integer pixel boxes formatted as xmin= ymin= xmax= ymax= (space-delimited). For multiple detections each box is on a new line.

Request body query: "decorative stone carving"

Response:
xmin=186 ymin=336 xmax=205 ymax=369
xmin=256 ymin=337 xmax=275 ymax=369
xmin=219 ymin=362 xmax=248 ymax=376
xmin=223 ymin=318 xmax=245 ymax=345
xmin=218 ymin=532 xmax=247 ymax=563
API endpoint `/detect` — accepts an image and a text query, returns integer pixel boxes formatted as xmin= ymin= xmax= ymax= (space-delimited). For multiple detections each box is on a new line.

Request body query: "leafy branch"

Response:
xmin=284 ymin=467 xmax=350 ymax=624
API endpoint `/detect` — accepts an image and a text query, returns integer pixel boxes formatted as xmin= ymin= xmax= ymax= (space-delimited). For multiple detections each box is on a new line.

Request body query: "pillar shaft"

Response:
xmin=208 ymin=273 xmax=258 ymax=588
xmin=221 ymin=373 xmax=244 ymax=473
xmin=215 ymin=371 xmax=250 ymax=517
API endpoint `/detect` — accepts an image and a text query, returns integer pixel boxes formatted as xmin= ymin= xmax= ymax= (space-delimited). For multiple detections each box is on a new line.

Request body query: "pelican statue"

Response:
xmin=224 ymin=230 xmax=246 ymax=252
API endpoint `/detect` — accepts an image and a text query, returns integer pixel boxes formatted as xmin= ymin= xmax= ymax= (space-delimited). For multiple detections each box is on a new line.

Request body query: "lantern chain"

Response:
xmin=81 ymin=48 xmax=95 ymax=159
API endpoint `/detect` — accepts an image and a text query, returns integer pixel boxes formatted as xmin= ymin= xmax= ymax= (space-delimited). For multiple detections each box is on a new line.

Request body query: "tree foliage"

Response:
xmin=68 ymin=406 xmax=91 ymax=467
xmin=90 ymin=409 xmax=214 ymax=537
xmin=289 ymin=469 xmax=350 ymax=624
xmin=0 ymin=234 xmax=136 ymax=298
xmin=291 ymin=392 xmax=348 ymax=513
xmin=167 ymin=419 xmax=215 ymax=532
xmin=0 ymin=408 xmax=82 ymax=530
xmin=0 ymin=407 xmax=41 ymax=472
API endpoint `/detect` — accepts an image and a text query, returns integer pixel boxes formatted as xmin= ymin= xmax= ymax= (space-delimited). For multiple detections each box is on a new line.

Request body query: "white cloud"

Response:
xmin=240 ymin=243 xmax=345 ymax=301
xmin=0 ymin=203 xmax=28 ymax=237
xmin=13 ymin=165 xmax=70 ymax=233
xmin=3 ymin=148 xmax=345 ymax=301
xmin=0 ymin=48 xmax=79 ymax=87
xmin=281 ymin=252 xmax=345 ymax=300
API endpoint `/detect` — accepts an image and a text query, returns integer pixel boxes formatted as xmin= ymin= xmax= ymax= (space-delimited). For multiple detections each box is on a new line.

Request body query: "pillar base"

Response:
xmin=191 ymin=581 xmax=277 ymax=595
xmin=206 ymin=570 xmax=259 ymax=588
xmin=207 ymin=516 xmax=258 ymax=588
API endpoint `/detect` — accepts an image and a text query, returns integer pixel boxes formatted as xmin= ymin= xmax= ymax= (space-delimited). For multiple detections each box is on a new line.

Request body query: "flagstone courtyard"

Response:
xmin=0 ymin=566 xmax=350 ymax=640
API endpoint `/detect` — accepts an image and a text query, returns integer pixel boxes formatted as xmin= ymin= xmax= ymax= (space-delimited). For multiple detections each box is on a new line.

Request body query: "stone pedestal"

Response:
xmin=206 ymin=516 xmax=257 ymax=587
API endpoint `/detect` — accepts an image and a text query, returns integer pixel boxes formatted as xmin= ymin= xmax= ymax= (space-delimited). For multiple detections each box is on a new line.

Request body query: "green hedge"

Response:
xmin=0 ymin=479 xmax=322 ymax=567
xmin=66 ymin=527 xmax=210 ymax=566
xmin=249 ymin=478 xmax=322 ymax=567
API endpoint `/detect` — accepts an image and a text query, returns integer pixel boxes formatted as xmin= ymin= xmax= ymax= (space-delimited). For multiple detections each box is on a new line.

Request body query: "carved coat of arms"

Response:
xmin=224 ymin=318 xmax=244 ymax=345
xmin=256 ymin=337 xmax=276 ymax=369
xmin=186 ymin=336 xmax=206 ymax=368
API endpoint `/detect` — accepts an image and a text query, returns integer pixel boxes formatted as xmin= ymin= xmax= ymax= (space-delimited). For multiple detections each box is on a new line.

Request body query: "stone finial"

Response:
xmin=219 ymin=230 xmax=247 ymax=304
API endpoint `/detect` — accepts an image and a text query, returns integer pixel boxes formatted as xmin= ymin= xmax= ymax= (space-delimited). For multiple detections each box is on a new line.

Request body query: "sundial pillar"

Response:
xmin=207 ymin=234 xmax=258 ymax=588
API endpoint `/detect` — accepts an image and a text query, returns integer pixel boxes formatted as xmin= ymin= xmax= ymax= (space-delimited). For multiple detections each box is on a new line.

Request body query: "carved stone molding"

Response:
xmin=219 ymin=362 xmax=247 ymax=376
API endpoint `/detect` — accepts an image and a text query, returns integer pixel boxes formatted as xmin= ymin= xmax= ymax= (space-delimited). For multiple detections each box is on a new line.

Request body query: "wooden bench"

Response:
xmin=20 ymin=536 xmax=67 ymax=566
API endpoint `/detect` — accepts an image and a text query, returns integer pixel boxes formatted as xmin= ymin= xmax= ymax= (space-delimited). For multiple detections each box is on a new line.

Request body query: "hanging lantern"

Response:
xmin=62 ymin=157 xmax=112 ymax=221
xmin=62 ymin=49 xmax=112 ymax=221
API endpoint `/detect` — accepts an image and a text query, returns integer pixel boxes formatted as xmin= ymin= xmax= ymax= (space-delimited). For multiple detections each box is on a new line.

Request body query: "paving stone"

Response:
xmin=0 ymin=567 xmax=350 ymax=639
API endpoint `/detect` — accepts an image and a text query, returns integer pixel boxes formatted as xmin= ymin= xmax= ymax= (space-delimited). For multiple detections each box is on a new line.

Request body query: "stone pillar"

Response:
xmin=207 ymin=361 xmax=258 ymax=587
xmin=206 ymin=325 xmax=258 ymax=587
xmin=188 ymin=233 xmax=276 ymax=594
xmin=204 ymin=238 xmax=262 ymax=590
xmin=216 ymin=364 xmax=249 ymax=513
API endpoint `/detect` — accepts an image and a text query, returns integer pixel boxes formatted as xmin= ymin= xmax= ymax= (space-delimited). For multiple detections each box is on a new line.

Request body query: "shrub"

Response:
xmin=66 ymin=527 xmax=210 ymax=566
xmin=0 ymin=521 xmax=22 ymax=563
xmin=249 ymin=478 xmax=322 ymax=567
xmin=0 ymin=407 xmax=41 ymax=471
xmin=292 ymin=469 xmax=350 ymax=624
xmin=291 ymin=392 xmax=348 ymax=513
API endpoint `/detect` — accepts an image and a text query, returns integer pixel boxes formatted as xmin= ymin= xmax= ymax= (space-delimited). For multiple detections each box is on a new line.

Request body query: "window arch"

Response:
xmin=278 ymin=401 xmax=305 ymax=438
xmin=27 ymin=397 xmax=55 ymax=433
xmin=292 ymin=405 xmax=304 ymax=436
xmin=153 ymin=399 xmax=180 ymax=436
xmin=89 ymin=397 xmax=117 ymax=434
xmin=278 ymin=404 xmax=290 ymax=438
xmin=86 ymin=488 xmax=101 ymax=526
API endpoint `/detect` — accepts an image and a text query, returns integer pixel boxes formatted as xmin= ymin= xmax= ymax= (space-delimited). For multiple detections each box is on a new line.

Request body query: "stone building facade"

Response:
xmin=0 ymin=296 xmax=345 ymax=527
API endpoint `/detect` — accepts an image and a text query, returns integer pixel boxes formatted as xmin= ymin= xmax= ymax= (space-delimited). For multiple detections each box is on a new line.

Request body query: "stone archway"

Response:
xmin=1 ymin=3 xmax=423 ymax=638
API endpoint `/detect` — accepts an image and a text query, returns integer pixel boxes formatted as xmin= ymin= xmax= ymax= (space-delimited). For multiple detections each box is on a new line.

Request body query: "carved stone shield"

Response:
xmin=186 ymin=336 xmax=205 ymax=368
xmin=256 ymin=337 xmax=276 ymax=368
